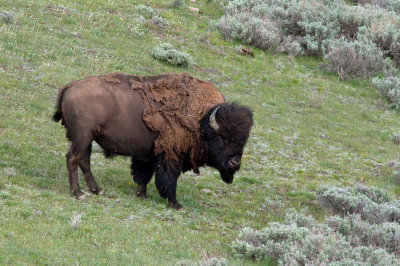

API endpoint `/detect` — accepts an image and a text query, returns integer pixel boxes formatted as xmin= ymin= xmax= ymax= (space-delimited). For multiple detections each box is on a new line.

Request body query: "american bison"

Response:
xmin=53 ymin=72 xmax=253 ymax=209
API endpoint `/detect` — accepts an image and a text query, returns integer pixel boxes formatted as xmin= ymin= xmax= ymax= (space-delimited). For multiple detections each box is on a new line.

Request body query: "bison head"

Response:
xmin=200 ymin=103 xmax=253 ymax=183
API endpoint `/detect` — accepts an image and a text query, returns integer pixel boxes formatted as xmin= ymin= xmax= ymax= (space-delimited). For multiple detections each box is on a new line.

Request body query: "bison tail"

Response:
xmin=52 ymin=83 xmax=71 ymax=122
xmin=52 ymin=110 xmax=62 ymax=122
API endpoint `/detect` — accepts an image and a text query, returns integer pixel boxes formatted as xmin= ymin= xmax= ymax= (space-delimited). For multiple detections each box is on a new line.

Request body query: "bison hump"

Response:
xmin=139 ymin=73 xmax=224 ymax=165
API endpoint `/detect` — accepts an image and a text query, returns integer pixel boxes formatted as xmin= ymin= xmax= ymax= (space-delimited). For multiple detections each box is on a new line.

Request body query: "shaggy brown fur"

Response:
xmin=136 ymin=72 xmax=224 ymax=171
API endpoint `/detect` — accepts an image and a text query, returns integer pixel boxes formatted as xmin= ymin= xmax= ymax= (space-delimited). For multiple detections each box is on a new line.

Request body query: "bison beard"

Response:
xmin=53 ymin=72 xmax=253 ymax=209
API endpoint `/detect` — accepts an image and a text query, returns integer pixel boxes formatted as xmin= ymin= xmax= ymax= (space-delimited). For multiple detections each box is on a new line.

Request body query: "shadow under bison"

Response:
xmin=53 ymin=72 xmax=253 ymax=209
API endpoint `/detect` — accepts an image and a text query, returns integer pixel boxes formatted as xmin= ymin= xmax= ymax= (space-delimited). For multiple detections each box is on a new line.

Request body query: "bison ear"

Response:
xmin=209 ymin=106 xmax=220 ymax=131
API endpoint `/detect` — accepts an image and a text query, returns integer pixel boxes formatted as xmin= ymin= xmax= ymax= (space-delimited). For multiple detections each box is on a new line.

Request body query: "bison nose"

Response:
xmin=227 ymin=156 xmax=241 ymax=170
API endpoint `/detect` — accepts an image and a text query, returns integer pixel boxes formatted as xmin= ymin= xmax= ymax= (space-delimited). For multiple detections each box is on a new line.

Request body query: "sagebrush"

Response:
xmin=215 ymin=0 xmax=400 ymax=80
xmin=233 ymin=185 xmax=400 ymax=264
xmin=372 ymin=76 xmax=400 ymax=109
xmin=317 ymin=184 xmax=400 ymax=224
xmin=152 ymin=43 xmax=193 ymax=67
xmin=135 ymin=4 xmax=169 ymax=28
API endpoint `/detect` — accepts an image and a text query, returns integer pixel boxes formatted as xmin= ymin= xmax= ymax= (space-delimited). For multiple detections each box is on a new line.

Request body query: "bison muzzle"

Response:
xmin=53 ymin=72 xmax=253 ymax=209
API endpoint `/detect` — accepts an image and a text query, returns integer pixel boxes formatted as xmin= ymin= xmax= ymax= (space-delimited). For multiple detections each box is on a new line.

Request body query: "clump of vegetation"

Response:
xmin=323 ymin=37 xmax=393 ymax=79
xmin=372 ymin=76 xmax=400 ymax=109
xmin=232 ymin=208 xmax=400 ymax=264
xmin=277 ymin=36 xmax=304 ymax=57
xmin=317 ymin=184 xmax=400 ymax=224
xmin=233 ymin=185 xmax=400 ymax=264
xmin=3 ymin=166 xmax=16 ymax=176
xmin=203 ymin=257 xmax=227 ymax=266
xmin=325 ymin=215 xmax=400 ymax=256
xmin=263 ymin=196 xmax=283 ymax=213
xmin=215 ymin=1 xmax=400 ymax=76
xmin=177 ymin=257 xmax=227 ymax=266
xmin=170 ymin=0 xmax=183 ymax=8
xmin=135 ymin=5 xmax=156 ymax=19
xmin=152 ymin=43 xmax=193 ymax=67
xmin=215 ymin=0 xmax=338 ymax=55
xmin=135 ymin=4 xmax=169 ymax=28
xmin=393 ymin=134 xmax=400 ymax=145
xmin=217 ymin=15 xmax=281 ymax=50
xmin=353 ymin=0 xmax=400 ymax=13
xmin=128 ymin=24 xmax=145 ymax=39
xmin=151 ymin=16 xmax=169 ymax=28
xmin=216 ymin=0 xmax=400 ymax=59
xmin=1 ymin=11 xmax=15 ymax=24
xmin=71 ymin=212 xmax=82 ymax=229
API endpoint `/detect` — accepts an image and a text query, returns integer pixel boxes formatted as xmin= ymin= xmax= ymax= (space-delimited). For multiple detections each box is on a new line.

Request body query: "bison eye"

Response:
xmin=218 ymin=135 xmax=229 ymax=145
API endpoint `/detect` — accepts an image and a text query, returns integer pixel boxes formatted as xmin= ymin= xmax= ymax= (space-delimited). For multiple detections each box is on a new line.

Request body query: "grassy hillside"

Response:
xmin=1 ymin=0 xmax=399 ymax=264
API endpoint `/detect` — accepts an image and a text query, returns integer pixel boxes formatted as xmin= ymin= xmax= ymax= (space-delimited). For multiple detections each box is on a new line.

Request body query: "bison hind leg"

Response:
xmin=154 ymin=154 xmax=184 ymax=210
xmin=79 ymin=143 xmax=104 ymax=195
xmin=131 ymin=159 xmax=155 ymax=199
xmin=66 ymin=133 xmax=103 ymax=199
xmin=66 ymin=146 xmax=85 ymax=199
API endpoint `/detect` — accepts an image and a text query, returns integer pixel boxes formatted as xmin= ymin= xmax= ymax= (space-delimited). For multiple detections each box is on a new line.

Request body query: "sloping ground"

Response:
xmin=0 ymin=0 xmax=399 ymax=264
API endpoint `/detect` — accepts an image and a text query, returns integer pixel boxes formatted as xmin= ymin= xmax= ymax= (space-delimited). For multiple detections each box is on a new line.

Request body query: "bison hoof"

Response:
xmin=168 ymin=201 xmax=184 ymax=211
xmin=135 ymin=191 xmax=147 ymax=199
xmin=90 ymin=187 xmax=104 ymax=195
xmin=76 ymin=193 xmax=86 ymax=200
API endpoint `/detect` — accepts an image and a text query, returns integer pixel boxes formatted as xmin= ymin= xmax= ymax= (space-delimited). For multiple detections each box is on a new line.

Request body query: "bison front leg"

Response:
xmin=154 ymin=154 xmax=183 ymax=210
xmin=131 ymin=159 xmax=155 ymax=199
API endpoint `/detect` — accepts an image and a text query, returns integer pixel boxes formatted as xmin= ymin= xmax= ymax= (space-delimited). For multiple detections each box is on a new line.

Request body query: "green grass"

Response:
xmin=1 ymin=0 xmax=400 ymax=264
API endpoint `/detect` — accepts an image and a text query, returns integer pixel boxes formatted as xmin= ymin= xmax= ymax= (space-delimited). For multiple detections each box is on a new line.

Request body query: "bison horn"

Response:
xmin=209 ymin=106 xmax=220 ymax=131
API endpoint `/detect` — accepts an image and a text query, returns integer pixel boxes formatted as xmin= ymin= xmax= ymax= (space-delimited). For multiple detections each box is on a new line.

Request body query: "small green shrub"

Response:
xmin=393 ymin=134 xmax=400 ymax=144
xmin=1 ymin=11 xmax=15 ymax=24
xmin=372 ymin=76 xmax=400 ymax=109
xmin=151 ymin=15 xmax=169 ymax=28
xmin=135 ymin=5 xmax=155 ymax=19
xmin=323 ymin=38 xmax=394 ymax=79
xmin=278 ymin=36 xmax=304 ymax=57
xmin=152 ymin=43 xmax=193 ymax=67
xmin=3 ymin=167 xmax=17 ymax=176
xmin=177 ymin=257 xmax=227 ymax=266
xmin=357 ymin=23 xmax=400 ymax=67
xmin=202 ymin=257 xmax=227 ymax=266
xmin=135 ymin=5 xmax=169 ymax=28
xmin=132 ymin=14 xmax=147 ymax=24
xmin=217 ymin=14 xmax=282 ymax=50
xmin=128 ymin=24 xmax=144 ymax=39
xmin=295 ymin=1 xmax=342 ymax=55
xmin=317 ymin=185 xmax=400 ymax=224
xmin=353 ymin=184 xmax=393 ymax=203
xmin=170 ymin=0 xmax=183 ymax=8
xmin=325 ymin=214 xmax=400 ymax=256
xmin=263 ymin=196 xmax=283 ymax=213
